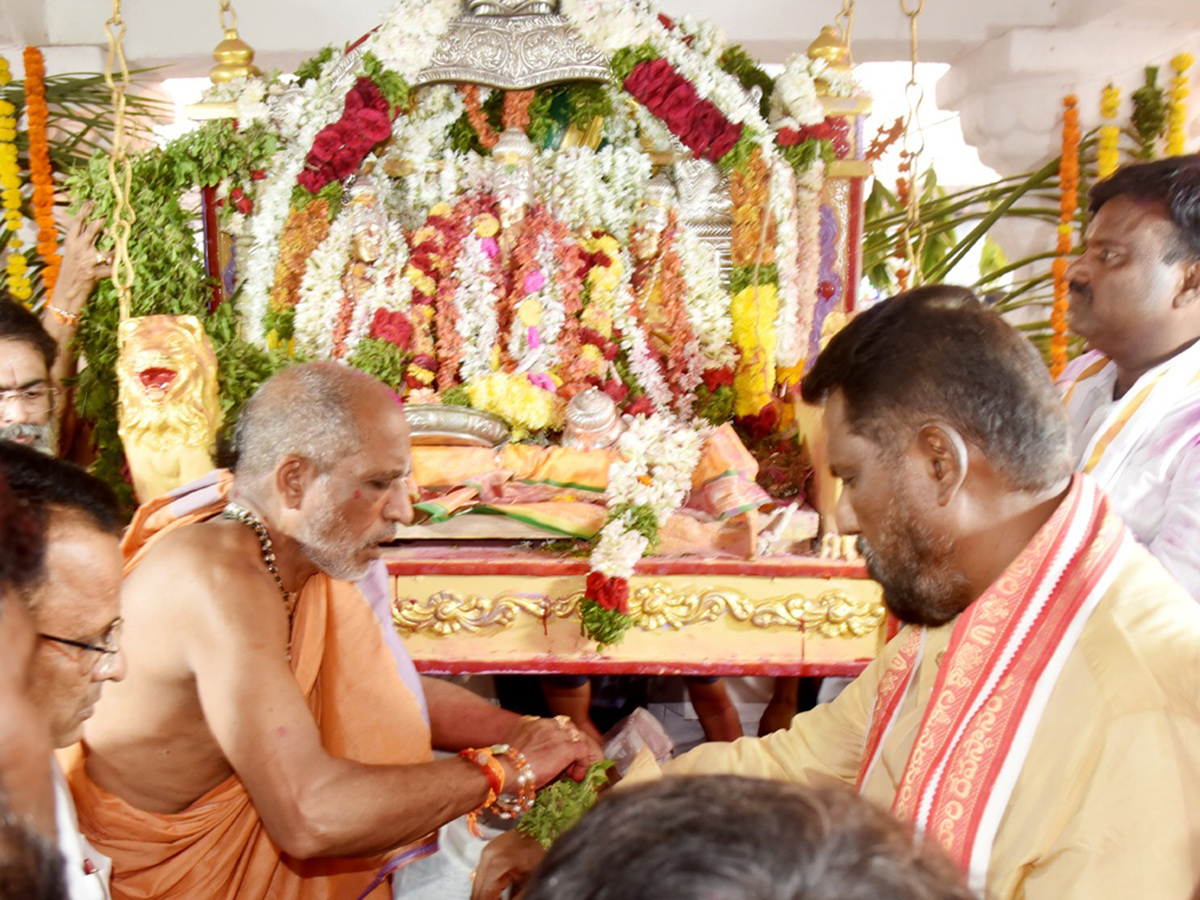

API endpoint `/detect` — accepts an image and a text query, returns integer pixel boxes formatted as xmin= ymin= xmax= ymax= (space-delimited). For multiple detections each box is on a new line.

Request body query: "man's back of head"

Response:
xmin=0 ymin=441 xmax=121 ymax=541
xmin=800 ymin=285 xmax=1074 ymax=494
xmin=522 ymin=775 xmax=976 ymax=900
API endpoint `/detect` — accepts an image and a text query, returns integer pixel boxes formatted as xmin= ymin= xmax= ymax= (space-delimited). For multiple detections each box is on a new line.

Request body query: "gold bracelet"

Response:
xmin=45 ymin=303 xmax=79 ymax=325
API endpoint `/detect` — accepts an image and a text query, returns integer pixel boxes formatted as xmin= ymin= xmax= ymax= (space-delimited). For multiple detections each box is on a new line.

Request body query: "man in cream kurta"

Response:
xmin=629 ymin=287 xmax=1200 ymax=900
xmin=635 ymin=538 xmax=1200 ymax=900
xmin=1059 ymin=154 xmax=1200 ymax=598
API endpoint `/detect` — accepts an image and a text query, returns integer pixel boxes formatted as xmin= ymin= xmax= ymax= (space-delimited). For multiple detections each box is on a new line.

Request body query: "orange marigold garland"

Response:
xmin=1051 ymin=94 xmax=1080 ymax=380
xmin=461 ymin=85 xmax=498 ymax=151
xmin=23 ymin=47 xmax=59 ymax=299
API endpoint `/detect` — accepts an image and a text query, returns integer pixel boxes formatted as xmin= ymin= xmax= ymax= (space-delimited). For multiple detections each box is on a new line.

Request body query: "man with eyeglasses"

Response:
xmin=0 ymin=209 xmax=113 ymax=457
xmin=0 ymin=465 xmax=66 ymax=899
xmin=0 ymin=440 xmax=125 ymax=900
xmin=0 ymin=297 xmax=61 ymax=454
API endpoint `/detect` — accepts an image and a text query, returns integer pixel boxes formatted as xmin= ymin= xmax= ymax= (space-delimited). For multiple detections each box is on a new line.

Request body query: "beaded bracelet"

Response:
xmin=459 ymin=746 xmax=507 ymax=837
xmin=488 ymin=743 xmax=537 ymax=819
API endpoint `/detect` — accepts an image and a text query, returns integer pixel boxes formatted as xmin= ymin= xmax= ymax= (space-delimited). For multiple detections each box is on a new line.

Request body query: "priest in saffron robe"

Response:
xmin=1057 ymin=154 xmax=1200 ymax=599
xmin=68 ymin=363 xmax=600 ymax=900
xmin=626 ymin=286 xmax=1200 ymax=900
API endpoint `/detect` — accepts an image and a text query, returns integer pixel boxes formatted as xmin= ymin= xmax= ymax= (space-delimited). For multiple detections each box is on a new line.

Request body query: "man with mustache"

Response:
xmin=0 ymin=440 xmax=128 ymax=899
xmin=1058 ymin=155 xmax=1200 ymax=598
xmin=69 ymin=362 xmax=600 ymax=900
xmin=0 ymin=296 xmax=60 ymax=454
xmin=625 ymin=286 xmax=1200 ymax=900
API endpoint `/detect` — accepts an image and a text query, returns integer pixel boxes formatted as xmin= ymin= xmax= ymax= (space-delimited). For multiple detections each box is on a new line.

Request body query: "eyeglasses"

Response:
xmin=0 ymin=386 xmax=58 ymax=416
xmin=39 ymin=619 xmax=123 ymax=676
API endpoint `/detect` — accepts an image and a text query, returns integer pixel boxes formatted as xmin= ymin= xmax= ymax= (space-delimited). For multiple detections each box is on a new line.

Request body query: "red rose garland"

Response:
xmin=298 ymin=77 xmax=395 ymax=195
xmin=623 ymin=58 xmax=742 ymax=163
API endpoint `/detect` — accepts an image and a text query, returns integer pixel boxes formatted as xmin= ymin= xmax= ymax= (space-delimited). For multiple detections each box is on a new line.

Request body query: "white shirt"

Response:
xmin=1060 ymin=351 xmax=1200 ymax=600
xmin=54 ymin=760 xmax=111 ymax=900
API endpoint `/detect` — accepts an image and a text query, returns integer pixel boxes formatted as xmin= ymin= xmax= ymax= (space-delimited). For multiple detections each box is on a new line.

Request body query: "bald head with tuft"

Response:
xmin=233 ymin=362 xmax=398 ymax=502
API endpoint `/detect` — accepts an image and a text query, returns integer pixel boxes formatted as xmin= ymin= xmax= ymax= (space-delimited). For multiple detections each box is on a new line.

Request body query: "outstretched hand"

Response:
xmin=502 ymin=715 xmax=604 ymax=786
xmin=469 ymin=829 xmax=544 ymax=900
xmin=54 ymin=201 xmax=112 ymax=315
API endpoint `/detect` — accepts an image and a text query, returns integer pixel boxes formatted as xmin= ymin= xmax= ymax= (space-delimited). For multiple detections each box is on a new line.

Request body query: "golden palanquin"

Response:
xmin=386 ymin=546 xmax=885 ymax=676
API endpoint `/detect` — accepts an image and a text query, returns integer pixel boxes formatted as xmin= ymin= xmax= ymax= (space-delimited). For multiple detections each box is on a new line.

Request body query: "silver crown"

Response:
xmin=415 ymin=0 xmax=609 ymax=91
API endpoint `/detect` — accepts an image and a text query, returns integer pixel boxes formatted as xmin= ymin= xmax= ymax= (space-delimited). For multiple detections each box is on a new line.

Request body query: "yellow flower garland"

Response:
xmin=0 ymin=55 xmax=30 ymax=303
xmin=1097 ymin=84 xmax=1121 ymax=179
xmin=466 ymin=371 xmax=565 ymax=439
xmin=1167 ymin=53 xmax=1194 ymax=157
xmin=730 ymin=283 xmax=778 ymax=417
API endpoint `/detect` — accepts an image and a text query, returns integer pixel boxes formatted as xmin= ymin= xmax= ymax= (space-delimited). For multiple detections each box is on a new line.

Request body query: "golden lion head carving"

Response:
xmin=117 ymin=315 xmax=223 ymax=502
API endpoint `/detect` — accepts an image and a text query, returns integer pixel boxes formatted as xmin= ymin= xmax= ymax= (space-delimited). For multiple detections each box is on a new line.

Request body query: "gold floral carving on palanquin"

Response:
xmin=392 ymin=582 xmax=884 ymax=639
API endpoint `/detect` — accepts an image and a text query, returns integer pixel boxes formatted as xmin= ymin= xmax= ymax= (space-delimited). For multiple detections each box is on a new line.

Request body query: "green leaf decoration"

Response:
xmin=517 ymin=760 xmax=615 ymax=849
xmin=579 ymin=598 xmax=635 ymax=648
xmin=294 ymin=46 xmax=336 ymax=86
xmin=718 ymin=45 xmax=774 ymax=120
xmin=610 ymin=44 xmax=659 ymax=83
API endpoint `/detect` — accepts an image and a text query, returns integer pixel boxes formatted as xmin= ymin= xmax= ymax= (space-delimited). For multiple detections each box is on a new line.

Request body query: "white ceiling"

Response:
xmin=0 ymin=0 xmax=1193 ymax=74
xmin=2 ymin=0 xmax=1198 ymax=174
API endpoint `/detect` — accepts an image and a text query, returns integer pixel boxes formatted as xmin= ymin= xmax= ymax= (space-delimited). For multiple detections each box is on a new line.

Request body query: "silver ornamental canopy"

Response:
xmin=415 ymin=0 xmax=610 ymax=90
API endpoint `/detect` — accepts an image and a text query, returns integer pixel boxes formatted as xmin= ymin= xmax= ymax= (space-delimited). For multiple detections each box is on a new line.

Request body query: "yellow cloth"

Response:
xmin=68 ymin=473 xmax=436 ymax=900
xmin=627 ymin=543 xmax=1200 ymax=900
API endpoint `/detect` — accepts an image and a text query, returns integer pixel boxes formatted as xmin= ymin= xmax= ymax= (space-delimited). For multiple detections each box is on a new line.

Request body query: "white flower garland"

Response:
xmin=770 ymin=156 xmax=804 ymax=369
xmin=591 ymin=414 xmax=707 ymax=579
xmin=292 ymin=207 xmax=358 ymax=359
xmin=533 ymin=145 xmax=651 ymax=242
xmin=792 ymin=160 xmax=824 ymax=364
xmin=805 ymin=56 xmax=860 ymax=98
xmin=611 ymin=245 xmax=673 ymax=413
xmin=239 ymin=75 xmax=345 ymax=344
xmin=358 ymin=0 xmax=459 ymax=81
xmin=452 ymin=231 xmax=503 ymax=382
xmin=346 ymin=217 xmax=412 ymax=358
xmin=771 ymin=58 xmax=825 ymax=130
xmin=677 ymin=228 xmax=735 ymax=371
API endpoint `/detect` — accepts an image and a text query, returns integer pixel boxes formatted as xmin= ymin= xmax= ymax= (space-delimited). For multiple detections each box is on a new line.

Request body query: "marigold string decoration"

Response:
xmin=1097 ymin=84 xmax=1120 ymax=179
xmin=23 ymin=47 xmax=60 ymax=299
xmin=1167 ymin=53 xmax=1194 ymax=157
xmin=1051 ymin=94 xmax=1079 ymax=380
xmin=0 ymin=54 xmax=30 ymax=303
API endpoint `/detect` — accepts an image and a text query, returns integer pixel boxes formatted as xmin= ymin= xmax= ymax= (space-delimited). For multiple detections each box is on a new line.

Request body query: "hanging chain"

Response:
xmin=103 ymin=0 xmax=135 ymax=322
xmin=218 ymin=0 xmax=239 ymax=33
xmin=899 ymin=0 xmax=926 ymax=286
xmin=836 ymin=0 xmax=855 ymax=60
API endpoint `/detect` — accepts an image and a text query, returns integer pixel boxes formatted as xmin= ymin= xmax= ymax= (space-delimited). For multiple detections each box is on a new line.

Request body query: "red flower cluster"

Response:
xmin=736 ymin=402 xmax=780 ymax=441
xmin=701 ymin=367 xmax=734 ymax=391
xmin=624 ymin=59 xmax=742 ymax=162
xmin=298 ymin=77 xmax=394 ymax=194
xmin=369 ymin=308 xmax=413 ymax=350
xmin=229 ymin=187 xmax=253 ymax=216
xmin=586 ymin=572 xmax=630 ymax=615
xmin=625 ymin=396 xmax=654 ymax=418
xmin=777 ymin=116 xmax=851 ymax=159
